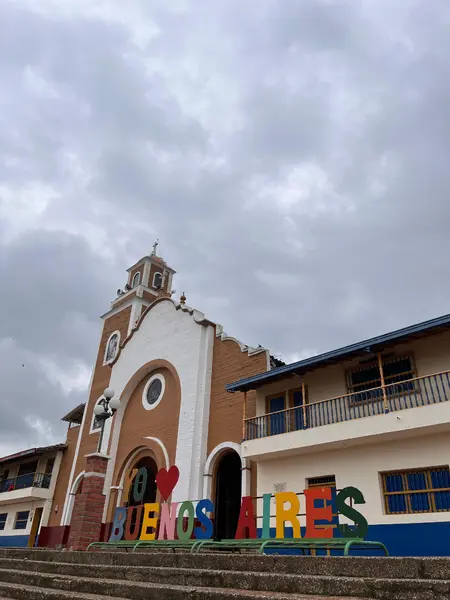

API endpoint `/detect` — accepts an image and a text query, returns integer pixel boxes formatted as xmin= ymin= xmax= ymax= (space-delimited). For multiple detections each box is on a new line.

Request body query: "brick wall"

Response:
xmin=69 ymin=306 xmax=132 ymax=497
xmin=67 ymin=454 xmax=109 ymax=551
xmin=208 ymin=333 xmax=268 ymax=454
xmin=105 ymin=365 xmax=181 ymax=520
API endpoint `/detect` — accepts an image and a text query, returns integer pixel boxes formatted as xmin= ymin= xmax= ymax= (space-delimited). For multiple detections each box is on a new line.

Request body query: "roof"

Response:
xmin=61 ymin=403 xmax=85 ymax=424
xmin=226 ymin=311 xmax=450 ymax=393
xmin=0 ymin=444 xmax=67 ymax=466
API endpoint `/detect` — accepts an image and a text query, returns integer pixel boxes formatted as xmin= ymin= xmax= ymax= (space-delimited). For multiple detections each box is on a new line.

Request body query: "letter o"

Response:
xmin=176 ymin=501 xmax=195 ymax=541
xmin=133 ymin=467 xmax=148 ymax=504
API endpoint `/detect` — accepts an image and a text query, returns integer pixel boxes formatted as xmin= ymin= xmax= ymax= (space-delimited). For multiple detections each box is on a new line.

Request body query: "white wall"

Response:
xmin=104 ymin=300 xmax=214 ymax=516
xmin=0 ymin=500 xmax=45 ymax=538
xmin=256 ymin=431 xmax=450 ymax=528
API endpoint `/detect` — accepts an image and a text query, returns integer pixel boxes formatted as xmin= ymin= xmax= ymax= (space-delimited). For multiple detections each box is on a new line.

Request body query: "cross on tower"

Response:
xmin=151 ymin=239 xmax=159 ymax=256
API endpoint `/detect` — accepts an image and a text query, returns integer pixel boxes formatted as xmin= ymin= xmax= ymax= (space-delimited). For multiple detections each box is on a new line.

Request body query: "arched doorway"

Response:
xmin=126 ymin=456 xmax=158 ymax=533
xmin=214 ymin=451 xmax=242 ymax=540
xmin=126 ymin=456 xmax=157 ymax=506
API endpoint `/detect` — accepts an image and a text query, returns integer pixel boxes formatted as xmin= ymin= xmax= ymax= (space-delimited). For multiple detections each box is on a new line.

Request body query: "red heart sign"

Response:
xmin=156 ymin=465 xmax=180 ymax=501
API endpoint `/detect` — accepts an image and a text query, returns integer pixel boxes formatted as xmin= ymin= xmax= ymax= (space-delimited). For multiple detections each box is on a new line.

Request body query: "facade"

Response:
xmin=34 ymin=248 xmax=450 ymax=556
xmin=228 ymin=315 xmax=450 ymax=556
xmin=0 ymin=444 xmax=66 ymax=547
xmin=43 ymin=250 xmax=270 ymax=548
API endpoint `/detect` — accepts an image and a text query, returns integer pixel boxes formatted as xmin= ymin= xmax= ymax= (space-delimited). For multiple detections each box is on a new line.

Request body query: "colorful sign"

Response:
xmin=110 ymin=465 xmax=368 ymax=542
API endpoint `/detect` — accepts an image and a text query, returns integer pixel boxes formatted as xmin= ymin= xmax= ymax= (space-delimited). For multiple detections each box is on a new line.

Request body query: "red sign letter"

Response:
xmin=235 ymin=497 xmax=257 ymax=539
xmin=304 ymin=487 xmax=333 ymax=538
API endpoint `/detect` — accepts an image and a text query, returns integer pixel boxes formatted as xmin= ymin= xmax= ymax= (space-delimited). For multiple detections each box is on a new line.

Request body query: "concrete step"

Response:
xmin=0 ymin=565 xmax=448 ymax=600
xmin=0 ymin=569 xmax=370 ymax=600
xmin=0 ymin=579 xmax=129 ymax=600
xmin=1 ymin=549 xmax=450 ymax=581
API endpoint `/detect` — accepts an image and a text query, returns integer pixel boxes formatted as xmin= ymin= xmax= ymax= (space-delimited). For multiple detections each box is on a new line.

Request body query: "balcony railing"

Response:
xmin=245 ymin=370 xmax=450 ymax=441
xmin=0 ymin=473 xmax=51 ymax=494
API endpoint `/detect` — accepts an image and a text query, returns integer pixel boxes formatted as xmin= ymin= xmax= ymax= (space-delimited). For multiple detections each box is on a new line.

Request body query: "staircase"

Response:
xmin=0 ymin=548 xmax=448 ymax=600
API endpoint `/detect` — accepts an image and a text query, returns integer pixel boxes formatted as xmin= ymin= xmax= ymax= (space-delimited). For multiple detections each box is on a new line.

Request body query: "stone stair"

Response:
xmin=0 ymin=548 xmax=448 ymax=600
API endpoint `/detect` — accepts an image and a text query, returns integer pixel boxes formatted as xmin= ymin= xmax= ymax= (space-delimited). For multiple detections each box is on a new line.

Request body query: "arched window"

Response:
xmin=132 ymin=271 xmax=141 ymax=287
xmin=90 ymin=399 xmax=103 ymax=433
xmin=152 ymin=272 xmax=163 ymax=289
xmin=104 ymin=330 xmax=120 ymax=365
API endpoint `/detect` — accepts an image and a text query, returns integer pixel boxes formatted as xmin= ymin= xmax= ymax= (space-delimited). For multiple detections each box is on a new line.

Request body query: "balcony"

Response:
xmin=0 ymin=473 xmax=52 ymax=503
xmin=243 ymin=371 xmax=450 ymax=457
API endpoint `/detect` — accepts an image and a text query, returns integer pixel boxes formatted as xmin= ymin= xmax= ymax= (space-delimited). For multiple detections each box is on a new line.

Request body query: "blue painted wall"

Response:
xmin=0 ymin=535 xmax=29 ymax=547
xmin=366 ymin=522 xmax=450 ymax=557
xmin=257 ymin=522 xmax=450 ymax=557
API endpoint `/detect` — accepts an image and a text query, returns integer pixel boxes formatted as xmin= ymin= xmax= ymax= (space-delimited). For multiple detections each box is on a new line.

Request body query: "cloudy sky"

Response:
xmin=1 ymin=0 xmax=449 ymax=456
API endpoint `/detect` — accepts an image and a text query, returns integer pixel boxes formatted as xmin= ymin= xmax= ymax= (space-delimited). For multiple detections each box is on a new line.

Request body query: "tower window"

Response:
xmin=152 ymin=272 xmax=163 ymax=289
xmin=142 ymin=374 xmax=165 ymax=411
xmin=132 ymin=272 xmax=141 ymax=287
xmin=104 ymin=330 xmax=120 ymax=365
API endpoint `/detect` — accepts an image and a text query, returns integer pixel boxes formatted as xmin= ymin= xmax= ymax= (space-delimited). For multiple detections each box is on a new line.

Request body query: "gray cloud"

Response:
xmin=1 ymin=0 xmax=450 ymax=453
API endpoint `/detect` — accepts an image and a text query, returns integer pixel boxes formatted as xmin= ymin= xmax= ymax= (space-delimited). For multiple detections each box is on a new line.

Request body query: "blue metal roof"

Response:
xmin=226 ymin=312 xmax=450 ymax=393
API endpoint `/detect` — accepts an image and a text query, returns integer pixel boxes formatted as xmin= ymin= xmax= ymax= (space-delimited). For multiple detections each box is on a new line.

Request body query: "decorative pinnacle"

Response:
xmin=180 ymin=292 xmax=186 ymax=305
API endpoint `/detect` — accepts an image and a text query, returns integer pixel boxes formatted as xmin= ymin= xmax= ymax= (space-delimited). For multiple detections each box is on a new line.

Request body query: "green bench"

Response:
xmin=87 ymin=537 xmax=389 ymax=557
xmin=87 ymin=539 xmax=201 ymax=552
xmin=192 ymin=537 xmax=389 ymax=556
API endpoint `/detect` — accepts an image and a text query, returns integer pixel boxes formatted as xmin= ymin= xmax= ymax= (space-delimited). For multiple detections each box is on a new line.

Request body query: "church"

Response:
xmin=10 ymin=245 xmax=450 ymax=557
xmin=40 ymin=247 xmax=272 ymax=548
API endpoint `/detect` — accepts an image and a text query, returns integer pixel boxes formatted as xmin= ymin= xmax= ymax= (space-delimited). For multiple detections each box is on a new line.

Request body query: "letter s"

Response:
xmin=336 ymin=487 xmax=368 ymax=539
xmin=195 ymin=499 xmax=214 ymax=540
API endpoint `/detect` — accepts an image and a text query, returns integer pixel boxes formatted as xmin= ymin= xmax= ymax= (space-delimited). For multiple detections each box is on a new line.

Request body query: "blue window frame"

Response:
xmin=14 ymin=511 xmax=29 ymax=530
xmin=0 ymin=513 xmax=7 ymax=531
xmin=383 ymin=467 xmax=450 ymax=514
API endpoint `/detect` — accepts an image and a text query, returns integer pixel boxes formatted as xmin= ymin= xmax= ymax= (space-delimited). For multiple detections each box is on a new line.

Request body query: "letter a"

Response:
xmin=235 ymin=497 xmax=257 ymax=539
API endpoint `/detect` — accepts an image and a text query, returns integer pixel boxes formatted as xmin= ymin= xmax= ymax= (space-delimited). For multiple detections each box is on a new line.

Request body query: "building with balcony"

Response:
xmin=37 ymin=246 xmax=450 ymax=556
xmin=227 ymin=313 xmax=450 ymax=556
xmin=0 ymin=444 xmax=66 ymax=547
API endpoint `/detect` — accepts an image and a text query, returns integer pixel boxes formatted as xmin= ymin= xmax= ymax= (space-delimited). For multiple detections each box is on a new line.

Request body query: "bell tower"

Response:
xmin=110 ymin=243 xmax=176 ymax=335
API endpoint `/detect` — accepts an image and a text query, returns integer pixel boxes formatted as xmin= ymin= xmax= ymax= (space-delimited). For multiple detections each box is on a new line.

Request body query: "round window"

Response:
xmin=142 ymin=374 xmax=165 ymax=411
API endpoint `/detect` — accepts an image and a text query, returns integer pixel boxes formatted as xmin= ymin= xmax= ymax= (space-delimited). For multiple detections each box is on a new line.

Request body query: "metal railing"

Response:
xmin=245 ymin=370 xmax=450 ymax=441
xmin=0 ymin=472 xmax=51 ymax=494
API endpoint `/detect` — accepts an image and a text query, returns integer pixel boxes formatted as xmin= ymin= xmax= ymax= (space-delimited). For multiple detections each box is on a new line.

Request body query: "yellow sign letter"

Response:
xmin=275 ymin=492 xmax=301 ymax=539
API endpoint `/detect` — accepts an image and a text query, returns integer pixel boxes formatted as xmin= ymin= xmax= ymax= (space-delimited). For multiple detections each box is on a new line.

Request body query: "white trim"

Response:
xmin=203 ymin=442 xmax=249 ymax=500
xmin=101 ymin=296 xmax=135 ymax=320
xmin=142 ymin=260 xmax=151 ymax=287
xmin=143 ymin=437 xmax=170 ymax=470
xmin=128 ymin=298 xmax=142 ymax=336
xmin=132 ymin=271 xmax=141 ymax=287
xmin=188 ymin=324 xmax=214 ymax=501
xmin=84 ymin=472 xmax=106 ymax=479
xmin=103 ymin=330 xmax=120 ymax=365
xmin=62 ymin=470 xmax=85 ymax=526
xmin=142 ymin=374 xmax=165 ymax=411
xmin=85 ymin=452 xmax=111 ymax=460
xmin=152 ymin=271 xmax=163 ymax=289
